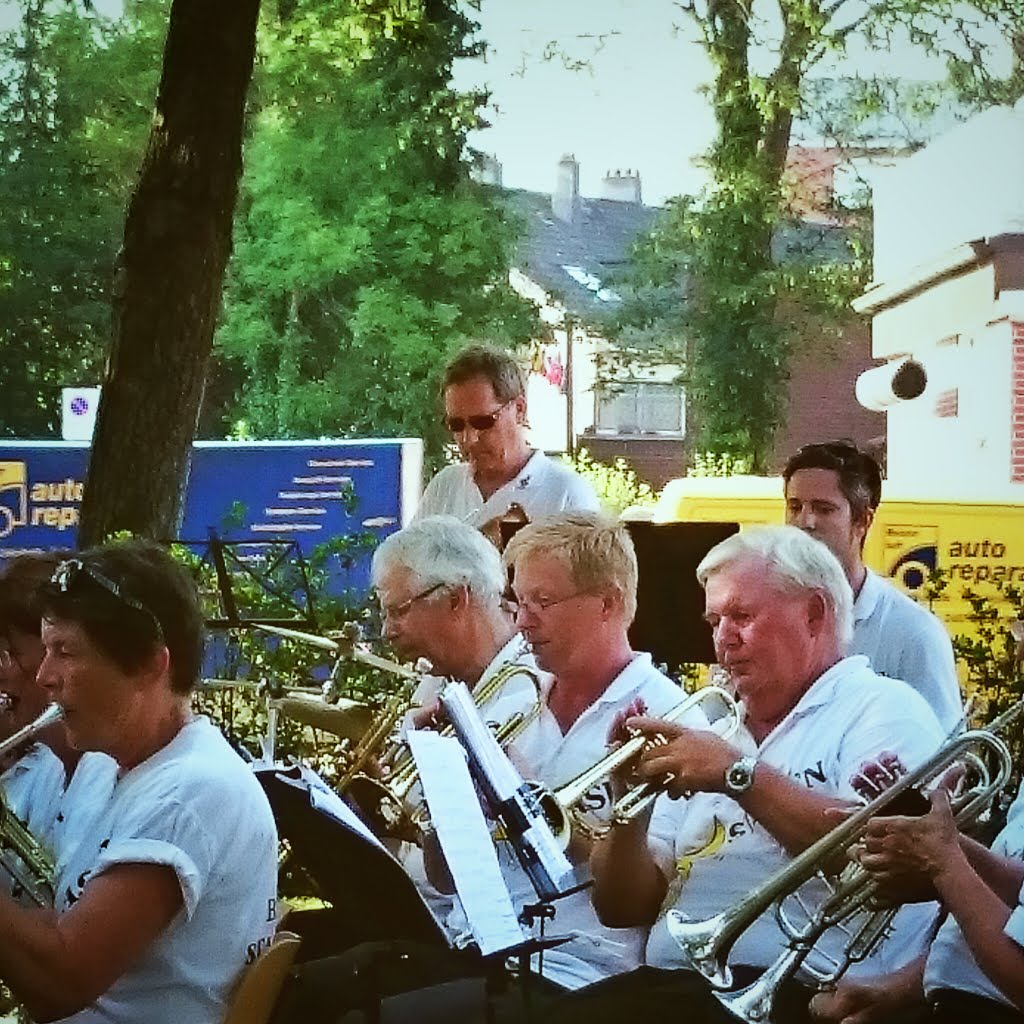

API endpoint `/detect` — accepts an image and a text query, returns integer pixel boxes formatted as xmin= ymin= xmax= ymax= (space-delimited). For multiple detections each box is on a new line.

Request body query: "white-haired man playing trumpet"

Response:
xmin=528 ymin=525 xmax=946 ymax=1024
xmin=371 ymin=514 xmax=539 ymax=721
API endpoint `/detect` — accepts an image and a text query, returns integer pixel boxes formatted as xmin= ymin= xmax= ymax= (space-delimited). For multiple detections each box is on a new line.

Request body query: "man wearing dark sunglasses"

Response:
xmin=783 ymin=440 xmax=962 ymax=732
xmin=416 ymin=345 xmax=599 ymax=538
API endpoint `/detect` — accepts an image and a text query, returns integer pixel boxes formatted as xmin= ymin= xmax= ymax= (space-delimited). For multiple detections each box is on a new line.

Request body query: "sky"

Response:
xmin=0 ymin=0 xmax=1010 ymax=207
xmin=452 ymin=0 xmax=1012 ymax=206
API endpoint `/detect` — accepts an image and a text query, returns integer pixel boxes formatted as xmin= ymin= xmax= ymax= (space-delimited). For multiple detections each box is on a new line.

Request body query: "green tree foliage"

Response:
xmin=0 ymin=0 xmax=168 ymax=437
xmin=612 ymin=0 xmax=1020 ymax=469
xmin=212 ymin=0 xmax=538 ymax=458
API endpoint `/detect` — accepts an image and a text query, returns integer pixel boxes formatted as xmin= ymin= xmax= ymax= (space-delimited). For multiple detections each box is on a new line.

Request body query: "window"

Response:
xmin=594 ymin=382 xmax=685 ymax=436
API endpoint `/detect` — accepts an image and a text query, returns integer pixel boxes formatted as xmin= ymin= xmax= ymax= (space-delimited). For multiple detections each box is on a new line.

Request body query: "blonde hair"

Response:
xmin=504 ymin=512 xmax=638 ymax=623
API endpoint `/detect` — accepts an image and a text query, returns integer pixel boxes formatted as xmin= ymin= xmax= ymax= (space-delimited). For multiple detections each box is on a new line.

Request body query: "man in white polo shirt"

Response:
xmin=525 ymin=525 xmax=944 ymax=1024
xmin=481 ymin=511 xmax=705 ymax=992
xmin=415 ymin=345 xmax=599 ymax=543
xmin=783 ymin=440 xmax=963 ymax=733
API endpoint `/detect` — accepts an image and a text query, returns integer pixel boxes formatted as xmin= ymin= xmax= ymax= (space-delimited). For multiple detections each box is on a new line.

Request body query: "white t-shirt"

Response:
xmin=449 ymin=652 xmax=697 ymax=991
xmin=644 ymin=656 xmax=945 ymax=980
xmin=0 ymin=742 xmax=65 ymax=902
xmin=55 ymin=717 xmax=279 ymax=1024
xmin=415 ymin=450 xmax=601 ymax=525
xmin=924 ymin=781 xmax=1024 ymax=1006
xmin=1 ymin=742 xmax=65 ymax=838
xmin=851 ymin=571 xmax=963 ymax=733
xmin=51 ymin=752 xmax=119 ymax=875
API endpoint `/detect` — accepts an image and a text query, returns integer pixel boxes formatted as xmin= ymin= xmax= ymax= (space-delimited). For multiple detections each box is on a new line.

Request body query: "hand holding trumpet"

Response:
xmin=857 ymin=788 xmax=963 ymax=893
xmin=624 ymin=715 xmax=741 ymax=800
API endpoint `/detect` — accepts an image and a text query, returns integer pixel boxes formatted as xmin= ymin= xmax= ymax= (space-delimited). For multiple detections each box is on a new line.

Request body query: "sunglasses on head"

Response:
xmin=50 ymin=558 xmax=164 ymax=639
xmin=443 ymin=399 xmax=513 ymax=434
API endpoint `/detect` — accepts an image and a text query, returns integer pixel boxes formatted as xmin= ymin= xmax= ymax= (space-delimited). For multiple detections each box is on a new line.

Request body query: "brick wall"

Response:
xmin=769 ymin=319 xmax=887 ymax=472
xmin=1011 ymin=322 xmax=1024 ymax=482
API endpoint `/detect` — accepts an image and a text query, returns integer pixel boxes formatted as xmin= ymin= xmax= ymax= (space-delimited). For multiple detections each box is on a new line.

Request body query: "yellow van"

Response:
xmin=651 ymin=476 xmax=1024 ymax=639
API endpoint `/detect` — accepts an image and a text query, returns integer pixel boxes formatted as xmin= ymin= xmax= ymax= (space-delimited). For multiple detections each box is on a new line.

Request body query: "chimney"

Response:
xmin=600 ymin=168 xmax=642 ymax=204
xmin=552 ymin=153 xmax=580 ymax=223
xmin=471 ymin=153 xmax=503 ymax=187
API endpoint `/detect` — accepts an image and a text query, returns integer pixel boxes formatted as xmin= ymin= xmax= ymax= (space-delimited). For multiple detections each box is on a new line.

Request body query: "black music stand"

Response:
xmin=626 ymin=520 xmax=740 ymax=667
xmin=256 ymin=767 xmax=445 ymax=955
xmin=260 ymin=767 xmax=567 ymax=1024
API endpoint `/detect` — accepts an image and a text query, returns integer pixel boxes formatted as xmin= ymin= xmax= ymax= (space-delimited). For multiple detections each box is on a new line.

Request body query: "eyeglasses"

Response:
xmin=380 ymin=582 xmax=445 ymax=620
xmin=511 ymin=591 xmax=587 ymax=616
xmin=0 ymin=646 xmax=21 ymax=674
xmin=49 ymin=558 xmax=163 ymax=639
xmin=443 ymin=400 xmax=513 ymax=434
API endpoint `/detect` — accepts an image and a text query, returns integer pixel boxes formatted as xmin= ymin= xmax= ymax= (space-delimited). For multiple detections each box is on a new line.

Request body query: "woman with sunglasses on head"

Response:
xmin=0 ymin=553 xmax=119 ymax=904
xmin=0 ymin=539 xmax=278 ymax=1024
xmin=415 ymin=345 xmax=600 ymax=546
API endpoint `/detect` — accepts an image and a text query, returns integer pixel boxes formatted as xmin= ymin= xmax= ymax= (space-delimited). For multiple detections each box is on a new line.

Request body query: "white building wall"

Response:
xmin=871 ymin=100 xmax=1024 ymax=282
xmin=885 ymin=322 xmax=1015 ymax=498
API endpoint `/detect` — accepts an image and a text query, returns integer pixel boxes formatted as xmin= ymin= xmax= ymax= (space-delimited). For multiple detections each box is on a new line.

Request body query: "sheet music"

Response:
xmin=273 ymin=763 xmax=391 ymax=855
xmin=409 ymin=730 xmax=526 ymax=955
xmin=441 ymin=681 xmax=577 ymax=901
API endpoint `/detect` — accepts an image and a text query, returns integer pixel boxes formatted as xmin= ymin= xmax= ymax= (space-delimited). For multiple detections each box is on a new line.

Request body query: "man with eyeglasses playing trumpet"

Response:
xmin=478 ymin=511 xmax=703 ymax=992
xmin=783 ymin=440 xmax=962 ymax=732
xmin=370 ymin=515 xmax=541 ymax=919
xmin=519 ymin=525 xmax=946 ymax=1024
xmin=415 ymin=344 xmax=599 ymax=545
xmin=0 ymin=540 xmax=278 ymax=1024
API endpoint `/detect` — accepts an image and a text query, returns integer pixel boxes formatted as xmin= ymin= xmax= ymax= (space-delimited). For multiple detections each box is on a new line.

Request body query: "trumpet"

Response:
xmin=0 ymin=703 xmax=64 ymax=907
xmin=666 ymin=709 xmax=1020 ymax=1021
xmin=346 ymin=656 xmax=544 ymax=839
xmin=529 ymin=685 xmax=741 ymax=849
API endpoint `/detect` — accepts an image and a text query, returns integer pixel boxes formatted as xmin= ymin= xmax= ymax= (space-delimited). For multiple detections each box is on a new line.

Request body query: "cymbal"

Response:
xmin=271 ymin=696 xmax=374 ymax=739
xmin=253 ymin=623 xmax=340 ymax=652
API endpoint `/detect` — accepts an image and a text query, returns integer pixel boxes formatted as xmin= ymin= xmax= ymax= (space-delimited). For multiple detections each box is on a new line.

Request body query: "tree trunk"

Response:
xmin=78 ymin=0 xmax=261 ymax=547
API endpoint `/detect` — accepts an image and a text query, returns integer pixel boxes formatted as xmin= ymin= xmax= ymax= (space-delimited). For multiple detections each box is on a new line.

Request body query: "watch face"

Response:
xmin=725 ymin=758 xmax=755 ymax=793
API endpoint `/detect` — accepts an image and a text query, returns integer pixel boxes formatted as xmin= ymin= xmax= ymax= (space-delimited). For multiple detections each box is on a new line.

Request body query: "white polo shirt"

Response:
xmin=852 ymin=571 xmax=963 ymax=733
xmin=450 ymin=652 xmax=701 ymax=991
xmin=415 ymin=450 xmax=601 ymax=525
xmin=401 ymin=634 xmax=545 ymax=928
xmin=644 ymin=655 xmax=945 ymax=980
xmin=924 ymin=781 xmax=1024 ymax=1006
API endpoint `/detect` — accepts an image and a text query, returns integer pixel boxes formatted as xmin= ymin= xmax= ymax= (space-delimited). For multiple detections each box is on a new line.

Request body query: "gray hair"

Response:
xmin=371 ymin=515 xmax=506 ymax=605
xmin=696 ymin=525 xmax=853 ymax=650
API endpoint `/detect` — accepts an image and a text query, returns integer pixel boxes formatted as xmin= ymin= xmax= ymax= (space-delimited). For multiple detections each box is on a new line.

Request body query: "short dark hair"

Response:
xmin=0 ymin=551 xmax=70 ymax=637
xmin=783 ymin=440 xmax=882 ymax=522
xmin=40 ymin=539 xmax=204 ymax=695
xmin=441 ymin=344 xmax=525 ymax=403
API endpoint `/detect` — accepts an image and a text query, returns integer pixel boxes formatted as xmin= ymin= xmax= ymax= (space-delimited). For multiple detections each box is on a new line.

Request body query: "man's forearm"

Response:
xmin=733 ymin=762 xmax=853 ymax=856
xmin=961 ymin=835 xmax=1024 ymax=904
xmin=934 ymin=849 xmax=1024 ymax=1009
xmin=0 ymin=895 xmax=90 ymax=1020
xmin=589 ymin=815 xmax=667 ymax=928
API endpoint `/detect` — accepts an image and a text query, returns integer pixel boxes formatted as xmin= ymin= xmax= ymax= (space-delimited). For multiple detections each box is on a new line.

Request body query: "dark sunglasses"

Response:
xmin=444 ymin=399 xmax=513 ymax=434
xmin=50 ymin=558 xmax=164 ymax=639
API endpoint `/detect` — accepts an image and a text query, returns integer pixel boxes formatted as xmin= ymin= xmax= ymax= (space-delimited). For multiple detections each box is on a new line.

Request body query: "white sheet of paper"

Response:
xmin=274 ymin=763 xmax=392 ymax=855
xmin=409 ymin=730 xmax=526 ymax=955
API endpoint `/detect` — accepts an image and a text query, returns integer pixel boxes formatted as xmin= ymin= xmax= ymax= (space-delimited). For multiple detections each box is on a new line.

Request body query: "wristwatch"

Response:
xmin=724 ymin=756 xmax=757 ymax=795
